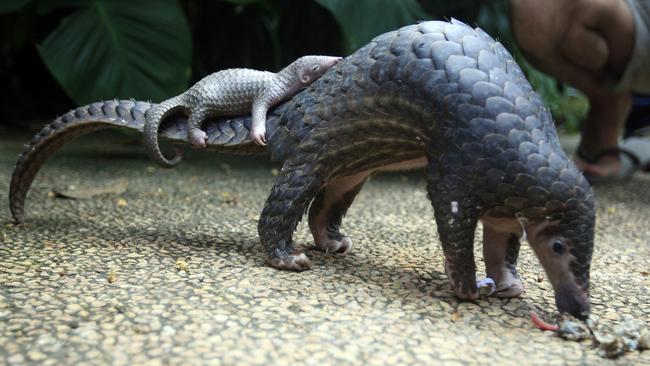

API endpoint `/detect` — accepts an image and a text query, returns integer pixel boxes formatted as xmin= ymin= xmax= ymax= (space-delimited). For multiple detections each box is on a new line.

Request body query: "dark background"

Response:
xmin=0 ymin=0 xmax=587 ymax=132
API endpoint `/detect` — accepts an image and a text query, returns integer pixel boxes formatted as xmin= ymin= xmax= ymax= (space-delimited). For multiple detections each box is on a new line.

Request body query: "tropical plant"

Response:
xmin=0 ymin=0 xmax=586 ymax=132
xmin=1 ymin=0 xmax=191 ymax=105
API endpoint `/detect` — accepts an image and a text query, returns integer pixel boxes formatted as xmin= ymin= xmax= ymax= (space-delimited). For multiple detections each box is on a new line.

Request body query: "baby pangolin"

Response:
xmin=143 ymin=55 xmax=342 ymax=167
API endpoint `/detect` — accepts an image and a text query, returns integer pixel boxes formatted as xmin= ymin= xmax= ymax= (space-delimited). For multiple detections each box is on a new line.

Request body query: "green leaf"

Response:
xmin=36 ymin=0 xmax=87 ymax=15
xmin=37 ymin=0 xmax=192 ymax=105
xmin=0 ymin=0 xmax=31 ymax=13
xmin=314 ymin=0 xmax=429 ymax=52
xmin=221 ymin=0 xmax=266 ymax=4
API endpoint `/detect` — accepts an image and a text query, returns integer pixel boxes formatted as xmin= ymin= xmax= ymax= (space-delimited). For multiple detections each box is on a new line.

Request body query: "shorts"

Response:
xmin=613 ymin=0 xmax=650 ymax=93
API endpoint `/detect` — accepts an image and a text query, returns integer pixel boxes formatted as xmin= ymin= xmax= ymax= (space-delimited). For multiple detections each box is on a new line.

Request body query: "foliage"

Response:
xmin=0 ymin=0 xmax=30 ymax=13
xmin=314 ymin=0 xmax=428 ymax=52
xmin=0 ymin=0 xmax=587 ymax=131
xmin=4 ymin=0 xmax=191 ymax=105
xmin=39 ymin=0 xmax=191 ymax=104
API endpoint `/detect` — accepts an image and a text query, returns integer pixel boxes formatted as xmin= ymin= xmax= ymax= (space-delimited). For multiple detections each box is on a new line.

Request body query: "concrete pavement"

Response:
xmin=1 ymin=131 xmax=648 ymax=365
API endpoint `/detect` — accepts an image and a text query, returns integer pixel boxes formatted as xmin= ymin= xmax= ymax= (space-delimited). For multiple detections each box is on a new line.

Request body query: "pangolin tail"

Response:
xmin=143 ymin=95 xmax=186 ymax=168
xmin=9 ymin=100 xmax=151 ymax=223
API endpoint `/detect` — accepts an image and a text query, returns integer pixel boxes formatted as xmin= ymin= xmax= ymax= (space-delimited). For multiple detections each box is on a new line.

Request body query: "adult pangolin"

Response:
xmin=8 ymin=20 xmax=595 ymax=319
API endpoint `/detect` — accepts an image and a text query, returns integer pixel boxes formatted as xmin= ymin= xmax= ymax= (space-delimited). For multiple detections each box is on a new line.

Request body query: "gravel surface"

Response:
xmin=1 ymin=131 xmax=649 ymax=365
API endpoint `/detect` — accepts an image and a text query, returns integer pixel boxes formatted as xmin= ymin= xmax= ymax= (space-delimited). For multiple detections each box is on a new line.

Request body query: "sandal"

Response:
xmin=575 ymin=145 xmax=640 ymax=183
xmin=620 ymin=136 xmax=650 ymax=172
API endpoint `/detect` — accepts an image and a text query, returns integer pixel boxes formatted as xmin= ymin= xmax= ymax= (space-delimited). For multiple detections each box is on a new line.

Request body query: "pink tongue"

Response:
xmin=530 ymin=310 xmax=559 ymax=331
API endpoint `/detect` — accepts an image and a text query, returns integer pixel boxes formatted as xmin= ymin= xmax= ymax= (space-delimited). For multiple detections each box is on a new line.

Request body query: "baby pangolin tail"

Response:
xmin=143 ymin=94 xmax=186 ymax=168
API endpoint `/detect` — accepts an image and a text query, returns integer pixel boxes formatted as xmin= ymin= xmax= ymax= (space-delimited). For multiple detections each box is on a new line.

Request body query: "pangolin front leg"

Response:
xmin=482 ymin=227 xmax=524 ymax=298
xmin=250 ymin=95 xmax=272 ymax=146
xmin=187 ymin=108 xmax=209 ymax=148
xmin=308 ymin=172 xmax=369 ymax=255
xmin=427 ymin=165 xmax=481 ymax=300
xmin=433 ymin=200 xmax=480 ymax=300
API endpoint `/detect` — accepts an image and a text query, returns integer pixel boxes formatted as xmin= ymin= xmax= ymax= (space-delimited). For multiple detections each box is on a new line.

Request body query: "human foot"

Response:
xmin=574 ymin=145 xmax=639 ymax=182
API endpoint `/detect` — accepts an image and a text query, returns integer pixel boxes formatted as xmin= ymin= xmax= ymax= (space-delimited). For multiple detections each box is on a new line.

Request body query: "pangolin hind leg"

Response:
xmin=482 ymin=225 xmax=524 ymax=298
xmin=308 ymin=172 xmax=369 ymax=255
xmin=258 ymin=157 xmax=324 ymax=271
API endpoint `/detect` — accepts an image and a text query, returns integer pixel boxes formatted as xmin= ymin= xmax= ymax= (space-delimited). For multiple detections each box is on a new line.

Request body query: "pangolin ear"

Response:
xmin=300 ymin=71 xmax=311 ymax=84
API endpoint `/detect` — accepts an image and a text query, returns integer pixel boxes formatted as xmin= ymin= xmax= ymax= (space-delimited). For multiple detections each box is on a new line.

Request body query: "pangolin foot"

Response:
xmin=315 ymin=236 xmax=352 ymax=255
xmin=250 ymin=129 xmax=267 ymax=146
xmin=453 ymin=287 xmax=479 ymax=301
xmin=446 ymin=264 xmax=479 ymax=301
xmin=267 ymin=252 xmax=312 ymax=271
xmin=189 ymin=129 xmax=208 ymax=148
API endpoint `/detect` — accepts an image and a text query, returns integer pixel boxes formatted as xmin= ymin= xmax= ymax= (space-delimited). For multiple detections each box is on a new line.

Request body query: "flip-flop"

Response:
xmin=575 ymin=145 xmax=640 ymax=183
xmin=620 ymin=136 xmax=650 ymax=172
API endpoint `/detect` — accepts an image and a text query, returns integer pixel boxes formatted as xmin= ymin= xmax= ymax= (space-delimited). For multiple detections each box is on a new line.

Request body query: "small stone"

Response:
xmin=451 ymin=310 xmax=461 ymax=322
xmin=65 ymin=303 xmax=83 ymax=314
xmin=27 ymin=351 xmax=47 ymax=361
xmin=100 ymin=322 xmax=115 ymax=330
xmin=161 ymin=325 xmax=176 ymax=337
xmin=107 ymin=270 xmax=117 ymax=283
xmin=175 ymin=259 xmax=188 ymax=272
xmin=594 ymin=332 xmax=626 ymax=358
xmin=332 ymin=294 xmax=349 ymax=306
xmin=116 ymin=198 xmax=127 ymax=207
xmin=603 ymin=311 xmax=620 ymax=321
xmin=213 ymin=314 xmax=228 ymax=323
xmin=220 ymin=192 xmax=239 ymax=206
xmin=133 ymin=323 xmax=152 ymax=334
xmin=639 ymin=331 xmax=650 ymax=350
xmin=7 ymin=354 xmax=24 ymax=364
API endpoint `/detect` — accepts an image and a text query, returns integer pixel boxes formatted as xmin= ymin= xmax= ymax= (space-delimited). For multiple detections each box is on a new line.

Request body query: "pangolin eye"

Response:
xmin=552 ymin=240 xmax=565 ymax=255
xmin=312 ymin=64 xmax=320 ymax=71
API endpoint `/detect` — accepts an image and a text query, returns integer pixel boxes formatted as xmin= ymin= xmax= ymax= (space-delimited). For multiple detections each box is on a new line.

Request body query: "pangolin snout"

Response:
xmin=555 ymin=290 xmax=590 ymax=320
xmin=329 ymin=57 xmax=343 ymax=66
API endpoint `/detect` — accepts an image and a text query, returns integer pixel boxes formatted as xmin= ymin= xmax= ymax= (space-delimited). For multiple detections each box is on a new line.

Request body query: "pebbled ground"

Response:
xmin=1 ymin=131 xmax=649 ymax=365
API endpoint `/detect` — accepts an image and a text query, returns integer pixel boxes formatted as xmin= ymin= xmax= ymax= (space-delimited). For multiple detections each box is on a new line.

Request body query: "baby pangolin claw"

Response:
xmin=250 ymin=127 xmax=267 ymax=146
xmin=189 ymin=129 xmax=208 ymax=148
